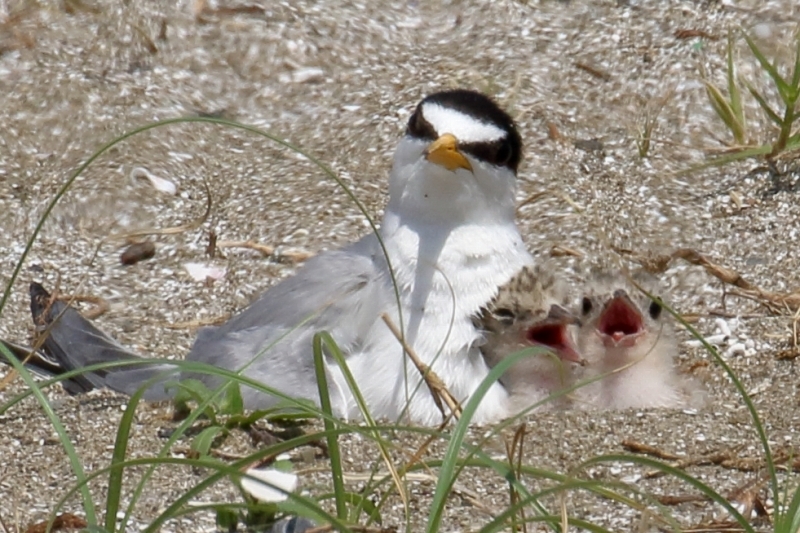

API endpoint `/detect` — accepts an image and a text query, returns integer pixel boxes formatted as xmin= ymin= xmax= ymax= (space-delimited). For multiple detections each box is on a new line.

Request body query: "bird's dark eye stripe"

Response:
xmin=460 ymin=140 xmax=520 ymax=172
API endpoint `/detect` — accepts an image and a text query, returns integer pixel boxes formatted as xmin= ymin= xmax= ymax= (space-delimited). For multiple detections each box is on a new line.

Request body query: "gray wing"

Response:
xmin=20 ymin=234 xmax=389 ymax=408
xmin=185 ymin=236 xmax=390 ymax=411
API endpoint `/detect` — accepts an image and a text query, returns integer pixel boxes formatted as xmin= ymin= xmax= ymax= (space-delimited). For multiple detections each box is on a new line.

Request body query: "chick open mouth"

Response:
xmin=597 ymin=295 xmax=644 ymax=347
xmin=525 ymin=321 xmax=583 ymax=364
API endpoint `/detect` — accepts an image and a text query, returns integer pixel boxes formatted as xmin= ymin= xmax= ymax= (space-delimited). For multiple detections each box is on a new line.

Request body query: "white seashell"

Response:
xmin=279 ymin=67 xmax=325 ymax=84
xmin=184 ymin=262 xmax=226 ymax=282
xmin=714 ymin=318 xmax=731 ymax=337
xmin=724 ymin=342 xmax=746 ymax=358
xmin=130 ymin=167 xmax=178 ymax=195
xmin=241 ymin=468 xmax=298 ymax=503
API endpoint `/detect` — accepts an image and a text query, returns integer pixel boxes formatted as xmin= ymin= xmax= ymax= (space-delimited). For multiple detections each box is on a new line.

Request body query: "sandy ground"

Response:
xmin=1 ymin=0 xmax=799 ymax=531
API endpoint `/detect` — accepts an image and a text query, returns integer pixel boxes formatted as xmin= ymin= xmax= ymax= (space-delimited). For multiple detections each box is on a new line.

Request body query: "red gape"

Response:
xmin=597 ymin=295 xmax=645 ymax=347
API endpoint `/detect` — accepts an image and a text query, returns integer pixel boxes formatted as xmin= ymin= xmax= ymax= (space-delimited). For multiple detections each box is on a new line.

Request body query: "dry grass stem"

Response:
xmin=162 ymin=315 xmax=231 ymax=330
xmin=574 ymin=61 xmax=611 ymax=82
xmin=549 ymin=245 xmax=584 ymax=258
xmin=131 ymin=23 xmax=158 ymax=54
xmin=628 ymin=442 xmax=800 ymax=479
xmin=56 ymin=294 xmax=110 ymax=320
xmin=504 ymin=423 xmax=529 ymax=533
xmin=656 ymin=494 xmax=707 ymax=505
xmin=116 ymin=178 xmax=212 ymax=241
xmin=515 ymin=190 xmax=550 ymax=213
xmin=616 ymin=246 xmax=800 ymax=314
xmin=674 ymin=29 xmax=718 ymax=41
xmin=380 ymin=313 xmax=462 ymax=421
xmin=217 ymin=240 xmax=275 ymax=256
xmin=216 ymin=240 xmax=313 ymax=264
xmin=621 ymin=439 xmax=681 ymax=461
xmin=725 ymin=474 xmax=770 ymax=522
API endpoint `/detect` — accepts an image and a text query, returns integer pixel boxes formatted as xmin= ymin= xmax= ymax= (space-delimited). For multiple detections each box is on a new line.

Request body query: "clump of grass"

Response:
xmin=699 ymin=27 xmax=800 ymax=169
xmin=702 ymin=31 xmax=747 ymax=148
xmin=636 ymin=91 xmax=673 ymax=159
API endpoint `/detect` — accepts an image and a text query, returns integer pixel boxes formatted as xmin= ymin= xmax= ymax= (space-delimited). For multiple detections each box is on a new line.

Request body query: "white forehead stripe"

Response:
xmin=421 ymin=102 xmax=506 ymax=143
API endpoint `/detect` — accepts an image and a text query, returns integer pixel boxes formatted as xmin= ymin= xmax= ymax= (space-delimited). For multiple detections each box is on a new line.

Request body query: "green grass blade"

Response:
xmin=0 ymin=116 xmax=404 ymax=377
xmin=580 ymin=453 xmax=757 ymax=533
xmin=703 ymin=81 xmax=745 ymax=144
xmin=502 ymin=516 xmax=613 ymax=533
xmin=312 ymin=333 xmax=348 ymax=521
xmin=426 ymin=348 xmax=628 ymax=533
xmin=776 ymin=480 xmax=800 ymax=533
xmin=316 ymin=491 xmax=383 ymax=525
xmin=192 ymin=426 xmax=226 ymax=457
xmin=478 ymin=478 xmax=679 ymax=533
xmin=745 ymin=80 xmax=784 ymax=125
xmin=791 ymin=29 xmax=800 ymax=91
xmin=104 ymin=385 xmax=153 ymax=532
xmin=145 ymin=451 xmax=350 ymax=532
xmin=0 ymin=112 xmax=405 ymax=530
xmin=664 ymin=305 xmax=780 ymax=515
xmin=47 ymin=451 xmax=347 ymax=533
xmin=678 ymin=144 xmax=774 ymax=175
xmin=116 ymin=358 xmax=335 ymax=532
xmin=0 ymin=343 xmax=98 ymax=527
xmin=744 ymin=31 xmax=792 ymax=102
xmin=727 ymin=30 xmax=746 ymax=140
xmin=425 ymin=351 xmax=538 ymax=533
xmin=629 ymin=286 xmax=781 ymax=512
xmin=0 ymin=114 xmax=411 ymax=532
xmin=320 ymin=331 xmax=410 ymax=521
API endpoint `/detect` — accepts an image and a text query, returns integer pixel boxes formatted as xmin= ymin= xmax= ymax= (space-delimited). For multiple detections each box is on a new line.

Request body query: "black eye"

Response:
xmin=648 ymin=301 xmax=662 ymax=319
xmin=493 ymin=308 xmax=516 ymax=325
xmin=581 ymin=297 xmax=593 ymax=315
xmin=494 ymin=142 xmax=512 ymax=166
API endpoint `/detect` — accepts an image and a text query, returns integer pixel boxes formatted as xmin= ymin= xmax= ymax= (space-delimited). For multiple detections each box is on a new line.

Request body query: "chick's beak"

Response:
xmin=547 ymin=304 xmax=582 ymax=326
xmin=425 ymin=133 xmax=473 ymax=172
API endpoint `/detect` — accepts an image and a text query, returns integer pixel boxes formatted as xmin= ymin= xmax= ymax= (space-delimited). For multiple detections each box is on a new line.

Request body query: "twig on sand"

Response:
xmin=216 ymin=240 xmax=313 ymax=263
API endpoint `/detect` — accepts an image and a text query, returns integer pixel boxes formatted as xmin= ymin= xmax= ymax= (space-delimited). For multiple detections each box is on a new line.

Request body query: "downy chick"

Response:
xmin=574 ymin=271 xmax=704 ymax=410
xmin=474 ymin=265 xmax=583 ymax=413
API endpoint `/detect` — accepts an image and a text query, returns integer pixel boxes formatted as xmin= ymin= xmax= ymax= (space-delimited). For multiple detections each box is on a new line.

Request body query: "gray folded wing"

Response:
xmin=183 ymin=237 xmax=390 ymax=411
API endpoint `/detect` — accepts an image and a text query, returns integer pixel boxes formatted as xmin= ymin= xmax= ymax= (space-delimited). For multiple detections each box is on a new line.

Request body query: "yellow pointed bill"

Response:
xmin=425 ymin=133 xmax=473 ymax=172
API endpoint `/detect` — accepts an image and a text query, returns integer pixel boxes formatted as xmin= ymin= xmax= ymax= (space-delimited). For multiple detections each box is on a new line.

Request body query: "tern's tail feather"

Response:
xmin=0 ymin=338 xmax=97 ymax=394
xmin=27 ymin=282 xmax=177 ymax=401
